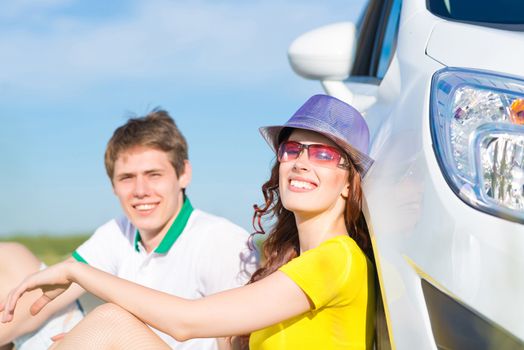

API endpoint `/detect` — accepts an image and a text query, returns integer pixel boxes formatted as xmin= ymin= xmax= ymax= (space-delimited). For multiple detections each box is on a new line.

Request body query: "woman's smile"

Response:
xmin=288 ymin=176 xmax=318 ymax=192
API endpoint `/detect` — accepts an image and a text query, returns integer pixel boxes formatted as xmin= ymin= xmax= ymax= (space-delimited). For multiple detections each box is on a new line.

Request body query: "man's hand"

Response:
xmin=50 ymin=332 xmax=66 ymax=342
xmin=0 ymin=261 xmax=76 ymax=323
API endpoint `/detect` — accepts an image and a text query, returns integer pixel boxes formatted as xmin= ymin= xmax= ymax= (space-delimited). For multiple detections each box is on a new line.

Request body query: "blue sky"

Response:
xmin=0 ymin=0 xmax=365 ymax=236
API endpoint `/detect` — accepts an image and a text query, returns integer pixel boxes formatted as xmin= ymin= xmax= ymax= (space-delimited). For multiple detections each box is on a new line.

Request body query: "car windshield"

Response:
xmin=427 ymin=0 xmax=524 ymax=25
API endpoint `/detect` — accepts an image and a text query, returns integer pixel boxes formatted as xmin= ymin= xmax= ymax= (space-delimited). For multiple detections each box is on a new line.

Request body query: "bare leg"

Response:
xmin=0 ymin=242 xmax=41 ymax=298
xmin=52 ymin=303 xmax=170 ymax=350
xmin=0 ymin=242 xmax=41 ymax=346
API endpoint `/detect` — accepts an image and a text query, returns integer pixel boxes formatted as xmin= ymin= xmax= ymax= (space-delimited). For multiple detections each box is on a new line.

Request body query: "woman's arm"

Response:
xmin=2 ymin=260 xmax=311 ymax=340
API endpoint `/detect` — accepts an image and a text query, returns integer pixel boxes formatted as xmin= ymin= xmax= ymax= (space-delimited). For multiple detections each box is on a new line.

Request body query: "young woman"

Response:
xmin=1 ymin=94 xmax=376 ymax=350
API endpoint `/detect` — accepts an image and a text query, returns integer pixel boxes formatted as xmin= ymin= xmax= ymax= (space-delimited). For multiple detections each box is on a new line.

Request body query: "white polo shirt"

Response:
xmin=73 ymin=198 xmax=257 ymax=349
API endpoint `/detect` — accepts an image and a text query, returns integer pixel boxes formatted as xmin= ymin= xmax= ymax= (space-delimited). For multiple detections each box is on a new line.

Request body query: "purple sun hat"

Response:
xmin=259 ymin=94 xmax=374 ymax=177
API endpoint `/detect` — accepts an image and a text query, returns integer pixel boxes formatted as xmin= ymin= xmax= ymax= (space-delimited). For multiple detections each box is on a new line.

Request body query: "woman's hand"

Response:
xmin=0 ymin=260 xmax=77 ymax=323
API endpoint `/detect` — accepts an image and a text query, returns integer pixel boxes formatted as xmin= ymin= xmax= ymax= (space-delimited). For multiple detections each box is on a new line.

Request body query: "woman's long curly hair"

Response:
xmin=233 ymin=129 xmax=372 ymax=349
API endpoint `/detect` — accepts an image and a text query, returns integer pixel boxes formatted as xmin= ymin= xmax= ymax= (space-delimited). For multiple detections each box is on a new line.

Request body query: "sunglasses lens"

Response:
xmin=278 ymin=141 xmax=345 ymax=168
xmin=308 ymin=145 xmax=342 ymax=167
xmin=278 ymin=141 xmax=302 ymax=162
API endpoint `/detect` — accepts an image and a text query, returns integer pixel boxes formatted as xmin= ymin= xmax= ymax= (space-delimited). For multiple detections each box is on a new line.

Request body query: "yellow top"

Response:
xmin=249 ymin=235 xmax=376 ymax=350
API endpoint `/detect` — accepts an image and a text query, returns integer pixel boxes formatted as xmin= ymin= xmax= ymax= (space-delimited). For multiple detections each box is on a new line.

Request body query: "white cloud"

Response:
xmin=0 ymin=0 xmax=364 ymax=94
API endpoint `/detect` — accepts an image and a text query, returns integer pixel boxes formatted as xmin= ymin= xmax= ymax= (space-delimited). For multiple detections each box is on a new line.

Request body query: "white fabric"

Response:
xmin=74 ymin=209 xmax=256 ymax=349
xmin=13 ymin=302 xmax=84 ymax=350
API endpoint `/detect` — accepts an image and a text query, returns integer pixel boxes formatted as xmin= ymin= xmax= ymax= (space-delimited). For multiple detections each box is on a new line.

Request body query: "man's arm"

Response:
xmin=0 ymin=254 xmax=85 ymax=346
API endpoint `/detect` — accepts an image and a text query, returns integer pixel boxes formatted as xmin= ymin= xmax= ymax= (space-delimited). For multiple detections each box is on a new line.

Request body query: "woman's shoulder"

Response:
xmin=282 ymin=235 xmax=367 ymax=276
xmin=317 ymin=235 xmax=367 ymax=262
xmin=317 ymin=236 xmax=371 ymax=282
xmin=321 ymin=236 xmax=373 ymax=301
xmin=278 ymin=234 xmax=372 ymax=309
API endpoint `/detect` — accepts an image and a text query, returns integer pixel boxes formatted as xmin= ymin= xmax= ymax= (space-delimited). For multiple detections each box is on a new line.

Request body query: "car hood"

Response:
xmin=426 ymin=20 xmax=524 ymax=78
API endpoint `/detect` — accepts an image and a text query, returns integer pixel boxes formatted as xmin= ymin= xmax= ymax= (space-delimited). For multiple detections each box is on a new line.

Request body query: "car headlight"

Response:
xmin=431 ymin=67 xmax=524 ymax=223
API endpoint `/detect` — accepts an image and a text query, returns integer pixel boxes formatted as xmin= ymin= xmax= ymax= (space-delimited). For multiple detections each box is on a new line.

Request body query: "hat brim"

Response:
xmin=259 ymin=125 xmax=374 ymax=178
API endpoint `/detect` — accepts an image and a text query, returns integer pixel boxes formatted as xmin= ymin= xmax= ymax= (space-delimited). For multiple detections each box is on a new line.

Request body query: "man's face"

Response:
xmin=112 ymin=146 xmax=191 ymax=238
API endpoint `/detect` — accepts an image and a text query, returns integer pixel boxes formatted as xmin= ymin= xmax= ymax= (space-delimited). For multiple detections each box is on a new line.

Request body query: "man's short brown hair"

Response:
xmin=104 ymin=109 xmax=188 ymax=181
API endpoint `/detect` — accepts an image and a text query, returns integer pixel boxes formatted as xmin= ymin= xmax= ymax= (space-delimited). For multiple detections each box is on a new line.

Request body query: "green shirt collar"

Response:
xmin=134 ymin=197 xmax=194 ymax=254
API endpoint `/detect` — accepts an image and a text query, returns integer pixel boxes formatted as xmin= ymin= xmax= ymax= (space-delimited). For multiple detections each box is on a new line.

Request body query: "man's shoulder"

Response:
xmin=188 ymin=210 xmax=257 ymax=287
xmin=190 ymin=208 xmax=246 ymax=229
xmin=75 ymin=216 xmax=136 ymax=263
xmin=93 ymin=216 xmax=136 ymax=240
xmin=189 ymin=209 xmax=248 ymax=237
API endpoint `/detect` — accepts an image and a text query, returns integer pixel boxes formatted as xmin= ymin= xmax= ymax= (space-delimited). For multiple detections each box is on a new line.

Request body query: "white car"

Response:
xmin=288 ymin=0 xmax=524 ymax=348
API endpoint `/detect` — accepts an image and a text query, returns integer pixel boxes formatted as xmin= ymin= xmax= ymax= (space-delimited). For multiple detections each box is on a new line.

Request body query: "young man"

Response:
xmin=0 ymin=110 xmax=256 ymax=350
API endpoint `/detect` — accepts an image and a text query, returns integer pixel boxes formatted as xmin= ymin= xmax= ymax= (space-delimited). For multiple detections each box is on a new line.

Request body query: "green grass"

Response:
xmin=0 ymin=234 xmax=90 ymax=265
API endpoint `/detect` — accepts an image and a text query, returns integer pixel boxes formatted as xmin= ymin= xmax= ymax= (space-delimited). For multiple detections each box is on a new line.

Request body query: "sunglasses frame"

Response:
xmin=278 ymin=140 xmax=351 ymax=170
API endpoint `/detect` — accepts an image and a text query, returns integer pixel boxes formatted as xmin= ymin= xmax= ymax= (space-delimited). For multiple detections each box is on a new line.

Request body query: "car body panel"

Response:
xmin=427 ymin=21 xmax=524 ymax=77
xmin=289 ymin=0 xmax=524 ymax=348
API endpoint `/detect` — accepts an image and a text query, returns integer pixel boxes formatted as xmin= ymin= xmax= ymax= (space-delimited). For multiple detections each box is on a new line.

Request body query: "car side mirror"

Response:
xmin=288 ymin=22 xmax=356 ymax=81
